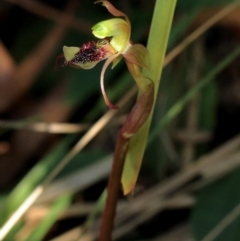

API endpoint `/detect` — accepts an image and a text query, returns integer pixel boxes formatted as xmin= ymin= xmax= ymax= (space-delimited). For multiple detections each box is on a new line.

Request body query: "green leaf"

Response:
xmin=191 ymin=168 xmax=240 ymax=241
xmin=122 ymin=0 xmax=177 ymax=195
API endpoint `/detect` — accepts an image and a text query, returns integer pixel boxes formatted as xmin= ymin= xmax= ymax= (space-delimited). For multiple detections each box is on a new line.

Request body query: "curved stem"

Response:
xmin=100 ymin=53 xmax=120 ymax=109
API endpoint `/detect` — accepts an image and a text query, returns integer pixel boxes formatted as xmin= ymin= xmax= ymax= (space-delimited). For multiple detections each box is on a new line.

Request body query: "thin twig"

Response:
xmin=163 ymin=1 xmax=240 ymax=67
xmin=0 ymin=116 xmax=126 ymax=134
xmin=3 ymin=0 xmax=92 ymax=34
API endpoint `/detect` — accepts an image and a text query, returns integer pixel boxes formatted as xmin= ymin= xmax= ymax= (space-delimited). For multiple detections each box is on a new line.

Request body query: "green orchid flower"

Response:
xmin=56 ymin=0 xmax=151 ymax=109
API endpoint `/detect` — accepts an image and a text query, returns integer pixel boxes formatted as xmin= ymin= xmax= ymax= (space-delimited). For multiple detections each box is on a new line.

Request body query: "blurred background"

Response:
xmin=1 ymin=0 xmax=240 ymax=240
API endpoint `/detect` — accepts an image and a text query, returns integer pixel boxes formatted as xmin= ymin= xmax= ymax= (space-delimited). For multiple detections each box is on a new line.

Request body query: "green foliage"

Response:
xmin=191 ymin=168 xmax=240 ymax=241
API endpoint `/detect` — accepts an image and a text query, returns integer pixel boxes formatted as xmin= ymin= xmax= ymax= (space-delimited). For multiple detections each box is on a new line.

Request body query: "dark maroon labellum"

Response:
xmin=54 ymin=38 xmax=112 ymax=70
xmin=69 ymin=41 xmax=108 ymax=65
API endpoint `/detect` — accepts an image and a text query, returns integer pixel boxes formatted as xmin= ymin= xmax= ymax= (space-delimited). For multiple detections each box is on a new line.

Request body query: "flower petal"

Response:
xmin=95 ymin=0 xmax=130 ymax=26
xmin=69 ymin=61 xmax=99 ymax=69
xmin=92 ymin=19 xmax=127 ymax=39
xmin=125 ymin=61 xmax=149 ymax=91
xmin=100 ymin=53 xmax=120 ymax=109
xmin=92 ymin=19 xmax=130 ymax=53
xmin=63 ymin=46 xmax=80 ymax=62
xmin=121 ymin=80 xmax=154 ymax=137
xmin=123 ymin=44 xmax=150 ymax=69
xmin=94 ymin=1 xmax=131 ymax=53
xmin=62 ymin=41 xmax=116 ymax=70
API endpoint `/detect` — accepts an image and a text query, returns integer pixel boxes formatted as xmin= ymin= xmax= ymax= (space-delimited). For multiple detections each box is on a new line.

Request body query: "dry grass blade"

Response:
xmin=0 ymin=86 xmax=136 ymax=240
xmin=111 ymin=134 xmax=240 ymax=239
xmin=0 ymin=115 xmax=126 ymax=134
xmin=0 ymin=81 xmax=78 ymax=187
xmin=0 ymin=120 xmax=90 ymax=133
xmin=164 ymin=1 xmax=240 ymax=66
xmin=53 ymin=144 xmax=240 ymax=241
xmin=194 ymin=6 xmax=240 ymax=30
xmin=50 ymin=194 xmax=194 ymax=241
xmin=0 ymin=186 xmax=43 ymax=241
xmin=50 ymin=228 xmax=93 ymax=241
xmin=35 ymin=155 xmax=112 ymax=204
xmin=128 ymin=134 xmax=240 ymax=213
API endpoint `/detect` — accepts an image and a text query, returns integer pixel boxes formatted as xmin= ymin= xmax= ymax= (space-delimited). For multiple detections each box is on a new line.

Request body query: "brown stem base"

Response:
xmin=98 ymin=133 xmax=128 ymax=241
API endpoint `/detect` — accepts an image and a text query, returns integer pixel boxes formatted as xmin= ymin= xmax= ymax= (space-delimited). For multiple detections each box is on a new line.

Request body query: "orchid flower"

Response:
xmin=56 ymin=0 xmax=151 ymax=109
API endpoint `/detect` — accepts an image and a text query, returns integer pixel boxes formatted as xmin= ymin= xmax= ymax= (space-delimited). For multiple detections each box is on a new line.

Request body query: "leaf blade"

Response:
xmin=122 ymin=0 xmax=177 ymax=195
